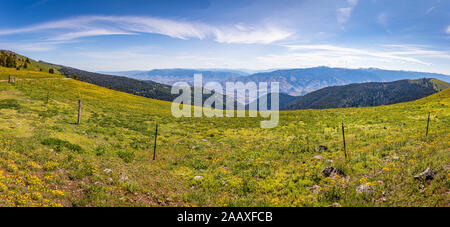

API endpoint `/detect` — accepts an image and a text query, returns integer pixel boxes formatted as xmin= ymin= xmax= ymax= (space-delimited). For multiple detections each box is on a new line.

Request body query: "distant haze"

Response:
xmin=102 ymin=67 xmax=450 ymax=98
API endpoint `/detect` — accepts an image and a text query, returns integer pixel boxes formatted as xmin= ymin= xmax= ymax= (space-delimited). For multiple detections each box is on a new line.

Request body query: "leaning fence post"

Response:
xmin=426 ymin=112 xmax=430 ymax=137
xmin=342 ymin=121 xmax=347 ymax=161
xmin=77 ymin=99 xmax=82 ymax=124
xmin=153 ymin=120 xmax=158 ymax=160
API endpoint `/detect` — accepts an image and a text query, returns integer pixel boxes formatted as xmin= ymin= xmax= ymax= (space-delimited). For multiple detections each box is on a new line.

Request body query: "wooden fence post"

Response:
xmin=426 ymin=112 xmax=430 ymax=137
xmin=342 ymin=121 xmax=347 ymax=161
xmin=153 ymin=121 xmax=158 ymax=160
xmin=77 ymin=99 xmax=82 ymax=124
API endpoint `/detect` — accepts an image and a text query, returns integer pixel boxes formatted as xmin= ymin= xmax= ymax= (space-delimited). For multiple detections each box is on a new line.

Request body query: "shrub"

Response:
xmin=41 ymin=138 xmax=83 ymax=153
xmin=118 ymin=150 xmax=135 ymax=163
xmin=95 ymin=146 xmax=107 ymax=156
xmin=0 ymin=99 xmax=21 ymax=109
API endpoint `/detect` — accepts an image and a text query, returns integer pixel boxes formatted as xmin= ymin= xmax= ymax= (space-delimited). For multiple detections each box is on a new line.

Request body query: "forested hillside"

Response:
xmin=285 ymin=78 xmax=449 ymax=110
xmin=58 ymin=67 xmax=177 ymax=101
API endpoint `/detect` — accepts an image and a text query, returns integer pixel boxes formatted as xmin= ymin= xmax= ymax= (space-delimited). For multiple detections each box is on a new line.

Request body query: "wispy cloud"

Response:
xmin=255 ymin=44 xmax=450 ymax=70
xmin=282 ymin=44 xmax=450 ymax=65
xmin=0 ymin=15 xmax=292 ymax=45
xmin=376 ymin=12 xmax=389 ymax=27
xmin=425 ymin=6 xmax=435 ymax=15
xmin=446 ymin=25 xmax=450 ymax=34
xmin=337 ymin=0 xmax=359 ymax=25
xmin=49 ymin=29 xmax=136 ymax=41
xmin=0 ymin=40 xmax=73 ymax=52
xmin=27 ymin=0 xmax=49 ymax=9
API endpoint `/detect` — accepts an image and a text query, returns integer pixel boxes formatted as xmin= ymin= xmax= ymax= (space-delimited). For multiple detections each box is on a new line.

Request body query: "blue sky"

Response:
xmin=0 ymin=0 xmax=449 ymax=74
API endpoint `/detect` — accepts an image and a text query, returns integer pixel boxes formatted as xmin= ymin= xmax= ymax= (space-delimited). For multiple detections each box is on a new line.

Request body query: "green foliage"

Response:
xmin=0 ymin=99 xmax=21 ymax=109
xmin=286 ymin=78 xmax=450 ymax=110
xmin=117 ymin=150 xmax=135 ymax=163
xmin=0 ymin=50 xmax=61 ymax=74
xmin=95 ymin=146 xmax=107 ymax=156
xmin=41 ymin=138 xmax=83 ymax=153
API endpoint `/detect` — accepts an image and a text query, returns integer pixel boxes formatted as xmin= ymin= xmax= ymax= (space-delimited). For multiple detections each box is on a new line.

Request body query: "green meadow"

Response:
xmin=0 ymin=66 xmax=448 ymax=207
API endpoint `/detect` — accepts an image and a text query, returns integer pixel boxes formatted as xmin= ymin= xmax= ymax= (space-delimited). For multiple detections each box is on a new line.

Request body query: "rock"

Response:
xmin=313 ymin=155 xmax=324 ymax=161
xmin=104 ymin=168 xmax=113 ymax=174
xmin=321 ymin=166 xmax=345 ymax=178
xmin=315 ymin=145 xmax=328 ymax=152
xmin=356 ymin=184 xmax=373 ymax=193
xmin=119 ymin=173 xmax=129 ymax=181
xmin=329 ymin=202 xmax=341 ymax=207
xmin=194 ymin=176 xmax=204 ymax=180
xmin=414 ymin=167 xmax=434 ymax=180
xmin=419 ymin=184 xmax=425 ymax=190
xmin=308 ymin=185 xmax=321 ymax=194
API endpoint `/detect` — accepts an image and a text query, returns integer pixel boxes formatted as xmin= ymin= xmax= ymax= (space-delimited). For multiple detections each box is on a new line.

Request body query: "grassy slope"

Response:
xmin=0 ymin=66 xmax=448 ymax=207
xmin=0 ymin=50 xmax=61 ymax=75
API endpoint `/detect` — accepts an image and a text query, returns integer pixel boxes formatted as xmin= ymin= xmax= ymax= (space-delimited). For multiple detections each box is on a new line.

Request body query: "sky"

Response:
xmin=0 ymin=0 xmax=449 ymax=74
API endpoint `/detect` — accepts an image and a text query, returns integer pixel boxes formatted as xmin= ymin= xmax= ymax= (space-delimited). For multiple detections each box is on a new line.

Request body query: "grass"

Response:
xmin=0 ymin=66 xmax=448 ymax=207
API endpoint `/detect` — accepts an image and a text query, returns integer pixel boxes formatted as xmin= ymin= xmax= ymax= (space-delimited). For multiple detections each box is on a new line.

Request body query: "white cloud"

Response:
xmin=214 ymin=25 xmax=292 ymax=44
xmin=0 ymin=15 xmax=292 ymax=45
xmin=282 ymin=44 xmax=449 ymax=65
xmin=255 ymin=44 xmax=450 ymax=71
xmin=337 ymin=0 xmax=359 ymax=25
xmin=446 ymin=25 xmax=450 ymax=34
xmin=376 ymin=12 xmax=389 ymax=27
xmin=49 ymin=29 xmax=136 ymax=41
xmin=425 ymin=6 xmax=435 ymax=15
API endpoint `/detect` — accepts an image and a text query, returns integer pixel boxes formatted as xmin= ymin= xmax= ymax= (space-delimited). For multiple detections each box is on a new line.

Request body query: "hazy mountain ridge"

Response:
xmin=103 ymin=69 xmax=249 ymax=85
xmin=228 ymin=67 xmax=450 ymax=96
xmin=106 ymin=66 xmax=450 ymax=97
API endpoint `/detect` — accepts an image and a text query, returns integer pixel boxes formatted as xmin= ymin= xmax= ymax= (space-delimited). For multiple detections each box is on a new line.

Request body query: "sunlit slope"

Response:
xmin=0 ymin=67 xmax=448 ymax=207
xmin=0 ymin=50 xmax=62 ymax=75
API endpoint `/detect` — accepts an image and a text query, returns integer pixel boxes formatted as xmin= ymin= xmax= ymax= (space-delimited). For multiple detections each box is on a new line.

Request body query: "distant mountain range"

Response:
xmin=106 ymin=67 xmax=450 ymax=98
xmin=101 ymin=69 xmax=249 ymax=85
xmin=226 ymin=67 xmax=450 ymax=96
